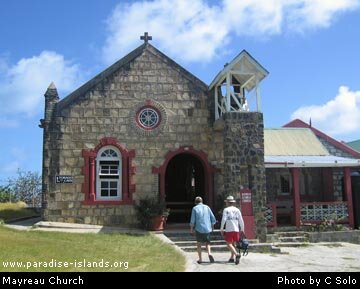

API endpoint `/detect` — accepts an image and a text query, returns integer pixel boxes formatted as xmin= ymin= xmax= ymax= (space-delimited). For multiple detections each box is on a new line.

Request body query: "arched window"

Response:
xmin=96 ymin=146 xmax=122 ymax=200
xmin=82 ymin=137 xmax=136 ymax=205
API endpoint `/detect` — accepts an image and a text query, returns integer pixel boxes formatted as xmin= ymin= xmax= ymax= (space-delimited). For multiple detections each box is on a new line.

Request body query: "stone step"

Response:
xmin=164 ymin=234 xmax=224 ymax=242
xmin=275 ymin=231 xmax=307 ymax=237
xmin=173 ymin=239 xmax=259 ymax=246
xmin=266 ymin=234 xmax=279 ymax=243
xmin=180 ymin=243 xmax=281 ymax=253
xmin=174 ymin=240 xmax=227 ymax=247
xmin=273 ymin=242 xmax=311 ymax=248
xmin=267 ymin=226 xmax=301 ymax=233
xmin=278 ymin=236 xmax=308 ymax=243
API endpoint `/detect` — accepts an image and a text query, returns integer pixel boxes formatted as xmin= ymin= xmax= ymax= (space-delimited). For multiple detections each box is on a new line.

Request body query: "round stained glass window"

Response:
xmin=136 ymin=106 xmax=161 ymax=130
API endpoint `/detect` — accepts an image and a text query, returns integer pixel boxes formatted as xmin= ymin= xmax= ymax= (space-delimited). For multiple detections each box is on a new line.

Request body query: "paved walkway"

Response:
xmin=5 ymin=218 xmax=360 ymax=272
xmin=181 ymin=243 xmax=360 ymax=272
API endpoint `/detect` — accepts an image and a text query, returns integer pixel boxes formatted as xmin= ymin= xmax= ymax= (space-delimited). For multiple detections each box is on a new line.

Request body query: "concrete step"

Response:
xmin=278 ymin=236 xmax=308 ymax=243
xmin=275 ymin=231 xmax=307 ymax=237
xmin=180 ymin=243 xmax=281 ymax=253
xmin=165 ymin=234 xmax=224 ymax=242
xmin=273 ymin=242 xmax=310 ymax=248
xmin=174 ymin=240 xmax=227 ymax=247
xmin=267 ymin=226 xmax=300 ymax=233
xmin=173 ymin=239 xmax=259 ymax=247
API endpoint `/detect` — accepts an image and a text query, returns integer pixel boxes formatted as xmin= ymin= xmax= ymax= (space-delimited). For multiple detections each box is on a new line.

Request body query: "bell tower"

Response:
xmin=209 ymin=50 xmax=268 ymax=241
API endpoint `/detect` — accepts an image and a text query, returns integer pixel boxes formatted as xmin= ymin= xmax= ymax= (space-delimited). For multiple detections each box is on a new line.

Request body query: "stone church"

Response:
xmin=40 ymin=33 xmax=268 ymax=240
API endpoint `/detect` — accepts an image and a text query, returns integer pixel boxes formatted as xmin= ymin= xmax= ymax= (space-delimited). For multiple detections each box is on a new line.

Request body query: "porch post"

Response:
xmin=291 ymin=168 xmax=301 ymax=228
xmin=344 ymin=167 xmax=354 ymax=228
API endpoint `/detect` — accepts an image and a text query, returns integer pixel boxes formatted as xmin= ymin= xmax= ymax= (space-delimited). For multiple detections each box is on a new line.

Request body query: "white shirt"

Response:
xmin=220 ymin=205 xmax=245 ymax=232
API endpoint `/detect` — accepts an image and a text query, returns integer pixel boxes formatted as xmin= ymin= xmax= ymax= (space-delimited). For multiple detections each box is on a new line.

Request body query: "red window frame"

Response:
xmin=82 ymin=137 xmax=136 ymax=205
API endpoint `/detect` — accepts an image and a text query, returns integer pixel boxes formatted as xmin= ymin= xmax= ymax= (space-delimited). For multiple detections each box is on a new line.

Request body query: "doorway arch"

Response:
xmin=152 ymin=146 xmax=215 ymax=222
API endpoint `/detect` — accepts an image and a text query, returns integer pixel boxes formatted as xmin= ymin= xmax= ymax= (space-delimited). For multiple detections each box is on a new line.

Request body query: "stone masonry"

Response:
xmin=41 ymin=43 xmax=224 ymax=226
xmin=223 ymin=112 xmax=267 ymax=241
xmin=41 ymin=41 xmax=271 ymax=241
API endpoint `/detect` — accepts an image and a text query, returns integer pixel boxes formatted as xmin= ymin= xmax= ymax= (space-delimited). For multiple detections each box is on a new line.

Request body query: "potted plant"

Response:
xmin=135 ymin=196 xmax=170 ymax=230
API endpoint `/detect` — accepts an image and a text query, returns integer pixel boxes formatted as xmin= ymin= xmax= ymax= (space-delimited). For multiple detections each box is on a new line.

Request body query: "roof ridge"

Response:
xmin=56 ymin=43 xmax=208 ymax=112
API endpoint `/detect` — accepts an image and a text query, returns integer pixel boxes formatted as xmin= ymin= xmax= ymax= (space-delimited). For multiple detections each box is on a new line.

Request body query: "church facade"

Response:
xmin=40 ymin=35 xmax=268 ymax=240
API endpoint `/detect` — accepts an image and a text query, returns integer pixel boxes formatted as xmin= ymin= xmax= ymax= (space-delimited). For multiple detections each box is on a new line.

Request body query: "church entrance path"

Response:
xmin=182 ymin=242 xmax=360 ymax=272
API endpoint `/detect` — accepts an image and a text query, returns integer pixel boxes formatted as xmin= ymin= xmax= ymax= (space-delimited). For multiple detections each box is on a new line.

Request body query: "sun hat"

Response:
xmin=225 ymin=196 xmax=236 ymax=202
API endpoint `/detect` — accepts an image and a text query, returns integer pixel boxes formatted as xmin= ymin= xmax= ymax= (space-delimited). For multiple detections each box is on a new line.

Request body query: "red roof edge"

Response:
xmin=283 ymin=119 xmax=360 ymax=158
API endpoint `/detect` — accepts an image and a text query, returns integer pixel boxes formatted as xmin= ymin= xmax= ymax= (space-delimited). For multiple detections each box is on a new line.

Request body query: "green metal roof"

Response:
xmin=346 ymin=139 xmax=360 ymax=152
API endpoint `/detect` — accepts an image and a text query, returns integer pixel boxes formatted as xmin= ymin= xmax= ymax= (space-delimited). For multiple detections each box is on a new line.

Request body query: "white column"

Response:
xmin=226 ymin=72 xmax=231 ymax=112
xmin=215 ymin=86 xmax=219 ymax=119
xmin=255 ymin=76 xmax=261 ymax=112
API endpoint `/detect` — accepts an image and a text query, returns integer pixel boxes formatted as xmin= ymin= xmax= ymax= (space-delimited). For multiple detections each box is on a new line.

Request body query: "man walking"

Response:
xmin=220 ymin=195 xmax=245 ymax=265
xmin=190 ymin=196 xmax=216 ymax=264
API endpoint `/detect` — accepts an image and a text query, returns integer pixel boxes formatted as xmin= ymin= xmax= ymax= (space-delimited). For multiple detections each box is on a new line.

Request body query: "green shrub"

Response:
xmin=135 ymin=197 xmax=170 ymax=229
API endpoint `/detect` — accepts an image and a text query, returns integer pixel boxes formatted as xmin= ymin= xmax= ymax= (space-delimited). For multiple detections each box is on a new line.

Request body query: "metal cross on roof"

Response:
xmin=140 ymin=32 xmax=152 ymax=43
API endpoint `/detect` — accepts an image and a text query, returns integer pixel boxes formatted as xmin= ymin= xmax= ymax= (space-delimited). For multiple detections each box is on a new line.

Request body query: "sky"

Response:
xmin=1 ymin=0 xmax=360 ymax=183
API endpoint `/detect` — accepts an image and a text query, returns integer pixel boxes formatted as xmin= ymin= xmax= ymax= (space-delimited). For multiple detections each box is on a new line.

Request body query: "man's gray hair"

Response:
xmin=194 ymin=196 xmax=203 ymax=204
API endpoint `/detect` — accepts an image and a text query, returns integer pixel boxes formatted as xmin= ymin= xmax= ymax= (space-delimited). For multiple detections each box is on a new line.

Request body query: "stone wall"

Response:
xmin=308 ymin=230 xmax=360 ymax=243
xmin=223 ymin=112 xmax=266 ymax=241
xmin=43 ymin=45 xmax=224 ymax=226
xmin=318 ymin=138 xmax=355 ymax=158
xmin=266 ymin=168 xmax=291 ymax=202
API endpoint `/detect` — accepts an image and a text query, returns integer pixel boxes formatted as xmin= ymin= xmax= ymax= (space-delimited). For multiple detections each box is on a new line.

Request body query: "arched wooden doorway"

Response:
xmin=165 ymin=154 xmax=204 ymax=222
xmin=152 ymin=146 xmax=215 ymax=223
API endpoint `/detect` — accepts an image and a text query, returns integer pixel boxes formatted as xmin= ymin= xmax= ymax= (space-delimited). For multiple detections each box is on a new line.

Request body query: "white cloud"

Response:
xmin=291 ymin=86 xmax=360 ymax=136
xmin=102 ymin=0 xmax=228 ymax=64
xmin=288 ymin=0 xmax=359 ymax=31
xmin=102 ymin=0 xmax=360 ymax=64
xmin=0 ymin=51 xmax=84 ymax=116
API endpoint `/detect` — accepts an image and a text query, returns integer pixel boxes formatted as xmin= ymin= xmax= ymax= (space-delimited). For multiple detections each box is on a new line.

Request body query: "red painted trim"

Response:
xmin=291 ymin=168 xmax=301 ymax=228
xmin=82 ymin=200 xmax=135 ymax=206
xmin=271 ymin=203 xmax=277 ymax=228
xmin=81 ymin=137 xmax=136 ymax=205
xmin=344 ymin=167 xmax=354 ymax=228
xmin=152 ymin=146 xmax=215 ymax=208
xmin=283 ymin=119 xmax=360 ymax=158
xmin=89 ymin=156 xmax=96 ymax=201
xmin=135 ymin=105 xmax=162 ymax=131
xmin=322 ymin=168 xmax=334 ymax=201
xmin=266 ymin=203 xmax=277 ymax=228
xmin=81 ymin=150 xmax=96 ymax=202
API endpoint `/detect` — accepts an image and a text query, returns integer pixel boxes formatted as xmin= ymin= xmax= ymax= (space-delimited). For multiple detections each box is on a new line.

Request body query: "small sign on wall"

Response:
xmin=55 ymin=175 xmax=73 ymax=184
xmin=241 ymin=192 xmax=252 ymax=203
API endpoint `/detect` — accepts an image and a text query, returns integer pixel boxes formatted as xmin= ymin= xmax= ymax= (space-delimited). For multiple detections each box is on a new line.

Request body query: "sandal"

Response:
xmin=209 ymin=255 xmax=215 ymax=263
xmin=235 ymin=255 xmax=241 ymax=265
xmin=197 ymin=260 xmax=202 ymax=264
xmin=228 ymin=258 xmax=234 ymax=263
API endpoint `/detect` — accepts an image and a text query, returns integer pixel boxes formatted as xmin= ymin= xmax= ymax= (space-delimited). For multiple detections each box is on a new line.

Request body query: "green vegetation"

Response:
xmin=0 ymin=170 xmax=41 ymax=207
xmin=135 ymin=197 xmax=170 ymax=229
xmin=0 ymin=226 xmax=185 ymax=272
xmin=0 ymin=202 xmax=39 ymax=222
